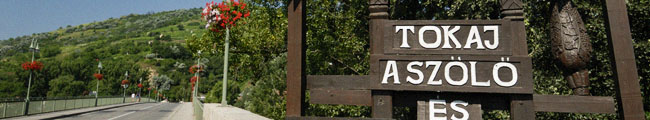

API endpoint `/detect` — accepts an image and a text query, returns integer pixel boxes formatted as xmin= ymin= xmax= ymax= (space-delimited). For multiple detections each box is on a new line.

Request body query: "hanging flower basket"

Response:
xmin=21 ymin=61 xmax=43 ymax=71
xmin=189 ymin=65 xmax=204 ymax=74
xmin=93 ymin=73 xmax=104 ymax=80
xmin=138 ymin=83 xmax=143 ymax=88
xmin=202 ymin=0 xmax=250 ymax=33
xmin=190 ymin=76 xmax=198 ymax=83
xmin=148 ymin=87 xmax=152 ymax=91
xmin=121 ymin=80 xmax=130 ymax=85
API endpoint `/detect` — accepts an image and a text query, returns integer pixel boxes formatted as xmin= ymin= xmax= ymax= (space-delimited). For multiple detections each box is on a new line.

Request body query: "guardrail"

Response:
xmin=0 ymin=96 xmax=157 ymax=118
xmin=193 ymin=96 xmax=203 ymax=120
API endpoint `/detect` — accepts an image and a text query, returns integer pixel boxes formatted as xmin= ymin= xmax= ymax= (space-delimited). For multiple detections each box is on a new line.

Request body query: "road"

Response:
xmin=53 ymin=103 xmax=180 ymax=120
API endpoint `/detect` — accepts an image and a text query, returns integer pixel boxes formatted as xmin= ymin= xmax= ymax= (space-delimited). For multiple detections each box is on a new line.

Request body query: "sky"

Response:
xmin=0 ymin=0 xmax=220 ymax=40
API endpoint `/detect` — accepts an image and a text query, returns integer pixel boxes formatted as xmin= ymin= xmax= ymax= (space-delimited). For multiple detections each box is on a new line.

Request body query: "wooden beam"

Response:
xmin=287 ymin=0 xmax=306 ymax=117
xmin=309 ymin=89 xmax=372 ymax=106
xmin=602 ymin=0 xmax=646 ymax=119
xmin=372 ymin=91 xmax=393 ymax=118
xmin=306 ymin=75 xmax=370 ymax=90
xmin=510 ymin=95 xmax=535 ymax=120
xmin=533 ymin=94 xmax=615 ymax=114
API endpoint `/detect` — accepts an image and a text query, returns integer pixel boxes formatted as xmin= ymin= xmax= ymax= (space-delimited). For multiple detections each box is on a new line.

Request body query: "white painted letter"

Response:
xmin=396 ymin=26 xmax=415 ymax=48
xmin=450 ymin=100 xmax=469 ymax=120
xmin=407 ymin=61 xmax=424 ymax=84
xmin=426 ymin=61 xmax=443 ymax=85
xmin=470 ymin=61 xmax=489 ymax=86
xmin=493 ymin=62 xmax=518 ymax=87
xmin=464 ymin=26 xmax=485 ymax=49
xmin=484 ymin=26 xmax=499 ymax=49
xmin=442 ymin=26 xmax=461 ymax=49
xmin=418 ymin=26 xmax=442 ymax=48
xmin=430 ymin=99 xmax=447 ymax=120
xmin=382 ymin=60 xmax=400 ymax=84
xmin=445 ymin=62 xmax=468 ymax=86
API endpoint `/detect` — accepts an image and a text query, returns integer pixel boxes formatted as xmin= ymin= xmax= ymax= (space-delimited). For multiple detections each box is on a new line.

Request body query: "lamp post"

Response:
xmin=148 ymin=87 xmax=151 ymax=102
xmin=195 ymin=50 xmax=201 ymax=99
xmin=95 ymin=61 xmax=102 ymax=106
xmin=222 ymin=28 xmax=229 ymax=105
xmin=122 ymin=71 xmax=128 ymax=103
xmin=138 ymin=77 xmax=142 ymax=102
xmin=24 ymin=38 xmax=39 ymax=115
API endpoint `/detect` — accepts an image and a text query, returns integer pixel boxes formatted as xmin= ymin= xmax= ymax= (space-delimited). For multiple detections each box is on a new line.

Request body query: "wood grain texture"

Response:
xmin=287 ymin=0 xmax=306 ymax=117
xmin=381 ymin=20 xmax=513 ymax=56
xmin=309 ymin=89 xmax=372 ymax=106
xmin=416 ymin=99 xmax=482 ymax=120
xmin=533 ymin=94 xmax=615 ymax=113
xmin=602 ymin=0 xmax=646 ymax=119
xmin=369 ymin=55 xmax=533 ymax=94
xmin=306 ymin=75 xmax=370 ymax=90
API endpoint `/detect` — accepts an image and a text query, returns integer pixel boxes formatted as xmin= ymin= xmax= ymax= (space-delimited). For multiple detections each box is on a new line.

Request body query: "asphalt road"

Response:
xmin=54 ymin=103 xmax=180 ymax=120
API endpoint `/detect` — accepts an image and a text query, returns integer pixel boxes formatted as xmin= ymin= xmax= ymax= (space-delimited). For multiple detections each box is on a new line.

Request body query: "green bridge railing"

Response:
xmin=193 ymin=96 xmax=203 ymax=120
xmin=0 ymin=96 xmax=157 ymax=118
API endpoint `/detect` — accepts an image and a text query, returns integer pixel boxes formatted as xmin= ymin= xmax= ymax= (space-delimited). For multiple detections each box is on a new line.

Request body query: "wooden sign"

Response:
xmin=370 ymin=55 xmax=533 ymax=94
xmin=382 ymin=20 xmax=514 ymax=55
xmin=417 ymin=99 xmax=482 ymax=120
xmin=370 ymin=20 xmax=533 ymax=94
xmin=287 ymin=0 xmax=628 ymax=119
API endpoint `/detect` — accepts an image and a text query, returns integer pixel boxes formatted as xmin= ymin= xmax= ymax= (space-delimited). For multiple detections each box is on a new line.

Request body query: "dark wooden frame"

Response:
xmin=286 ymin=0 xmax=644 ymax=119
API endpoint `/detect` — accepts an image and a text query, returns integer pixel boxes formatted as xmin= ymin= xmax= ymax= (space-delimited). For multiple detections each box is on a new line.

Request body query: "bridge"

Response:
xmin=1 ymin=96 xmax=269 ymax=120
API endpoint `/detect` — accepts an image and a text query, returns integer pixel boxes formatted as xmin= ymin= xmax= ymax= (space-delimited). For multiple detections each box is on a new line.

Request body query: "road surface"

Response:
xmin=54 ymin=102 xmax=180 ymax=120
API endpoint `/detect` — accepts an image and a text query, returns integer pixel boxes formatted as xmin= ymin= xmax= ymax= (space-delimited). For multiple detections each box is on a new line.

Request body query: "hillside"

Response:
xmin=0 ymin=8 xmax=216 ymax=102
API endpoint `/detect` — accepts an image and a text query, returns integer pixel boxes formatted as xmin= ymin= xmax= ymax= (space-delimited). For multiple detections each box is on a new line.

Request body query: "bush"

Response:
xmin=47 ymin=75 xmax=86 ymax=97
xmin=177 ymin=24 xmax=185 ymax=31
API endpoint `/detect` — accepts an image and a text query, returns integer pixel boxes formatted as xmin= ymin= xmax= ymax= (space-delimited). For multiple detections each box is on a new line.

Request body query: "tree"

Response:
xmin=47 ymin=75 xmax=85 ymax=97
xmin=177 ymin=24 xmax=185 ymax=31
xmin=154 ymin=75 xmax=172 ymax=91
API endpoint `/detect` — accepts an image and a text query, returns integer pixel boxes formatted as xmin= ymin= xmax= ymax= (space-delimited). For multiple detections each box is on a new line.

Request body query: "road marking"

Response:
xmin=140 ymin=103 xmax=162 ymax=110
xmin=107 ymin=103 xmax=162 ymax=120
xmin=107 ymin=111 xmax=136 ymax=120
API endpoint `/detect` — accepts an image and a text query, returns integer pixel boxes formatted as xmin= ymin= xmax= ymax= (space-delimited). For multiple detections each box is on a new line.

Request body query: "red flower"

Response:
xmin=190 ymin=76 xmax=199 ymax=83
xmin=21 ymin=62 xmax=30 ymax=70
xmin=148 ymin=87 xmax=152 ymax=90
xmin=202 ymin=0 xmax=249 ymax=32
xmin=138 ymin=83 xmax=143 ymax=88
xmin=121 ymin=80 xmax=129 ymax=85
xmin=154 ymin=90 xmax=157 ymax=94
xmin=22 ymin=61 xmax=43 ymax=71
xmin=189 ymin=65 xmax=203 ymax=74
xmin=93 ymin=73 xmax=104 ymax=80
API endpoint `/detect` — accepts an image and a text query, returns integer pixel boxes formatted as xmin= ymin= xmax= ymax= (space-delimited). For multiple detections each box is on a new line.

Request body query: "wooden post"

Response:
xmin=369 ymin=0 xmax=391 ymax=118
xmin=510 ymin=95 xmax=535 ymax=120
xmin=500 ymin=0 xmax=535 ymax=119
xmin=372 ymin=91 xmax=392 ymax=118
xmin=602 ymin=0 xmax=646 ymax=119
xmin=287 ymin=0 xmax=306 ymax=117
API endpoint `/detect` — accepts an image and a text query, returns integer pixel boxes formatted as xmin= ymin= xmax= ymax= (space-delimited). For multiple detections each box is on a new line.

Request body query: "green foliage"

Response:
xmin=154 ymin=75 xmax=173 ymax=91
xmin=177 ymin=24 xmax=185 ymax=31
xmin=47 ymin=75 xmax=85 ymax=97
xmin=40 ymin=46 xmax=61 ymax=57
xmin=236 ymin=53 xmax=287 ymax=120
xmin=204 ymin=77 xmax=240 ymax=104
